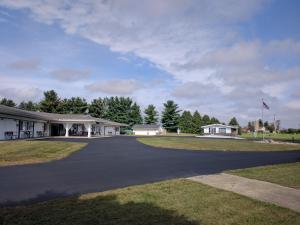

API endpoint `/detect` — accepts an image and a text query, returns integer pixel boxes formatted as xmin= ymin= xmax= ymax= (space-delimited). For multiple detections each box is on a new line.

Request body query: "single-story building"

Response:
xmin=132 ymin=124 xmax=165 ymax=136
xmin=0 ymin=105 xmax=127 ymax=140
xmin=201 ymin=124 xmax=238 ymax=136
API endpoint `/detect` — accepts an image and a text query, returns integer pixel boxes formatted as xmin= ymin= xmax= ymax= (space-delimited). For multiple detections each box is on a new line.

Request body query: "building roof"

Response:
xmin=0 ymin=105 xmax=128 ymax=126
xmin=132 ymin=124 xmax=161 ymax=130
xmin=201 ymin=123 xmax=238 ymax=129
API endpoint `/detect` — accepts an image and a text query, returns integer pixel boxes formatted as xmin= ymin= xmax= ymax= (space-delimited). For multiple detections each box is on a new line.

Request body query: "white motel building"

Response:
xmin=0 ymin=104 xmax=127 ymax=140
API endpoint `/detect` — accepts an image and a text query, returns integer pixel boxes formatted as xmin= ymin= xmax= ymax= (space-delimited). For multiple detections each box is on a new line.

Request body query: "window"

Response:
xmin=219 ymin=128 xmax=226 ymax=133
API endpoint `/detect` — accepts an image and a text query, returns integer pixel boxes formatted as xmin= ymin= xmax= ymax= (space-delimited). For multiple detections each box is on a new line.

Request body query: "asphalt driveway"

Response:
xmin=1 ymin=136 xmax=300 ymax=206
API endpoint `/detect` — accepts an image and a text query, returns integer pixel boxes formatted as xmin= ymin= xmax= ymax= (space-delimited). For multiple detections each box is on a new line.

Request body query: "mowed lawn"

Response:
xmin=0 ymin=140 xmax=87 ymax=166
xmin=137 ymin=137 xmax=300 ymax=151
xmin=241 ymin=133 xmax=300 ymax=143
xmin=227 ymin=162 xmax=300 ymax=189
xmin=1 ymin=179 xmax=299 ymax=225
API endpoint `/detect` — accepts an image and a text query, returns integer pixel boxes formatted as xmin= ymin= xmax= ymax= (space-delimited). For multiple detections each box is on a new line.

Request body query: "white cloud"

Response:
xmin=1 ymin=0 xmax=300 ymax=127
xmin=7 ymin=59 xmax=40 ymax=70
xmin=51 ymin=68 xmax=91 ymax=82
xmin=85 ymin=79 xmax=143 ymax=95
xmin=286 ymin=100 xmax=300 ymax=110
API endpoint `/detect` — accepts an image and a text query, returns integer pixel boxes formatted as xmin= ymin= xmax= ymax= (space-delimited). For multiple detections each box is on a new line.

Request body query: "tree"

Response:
xmin=18 ymin=101 xmax=38 ymax=111
xmin=258 ymin=119 xmax=263 ymax=128
xmin=263 ymin=121 xmax=269 ymax=129
xmin=179 ymin=111 xmax=193 ymax=133
xmin=210 ymin=117 xmax=220 ymax=124
xmin=39 ymin=90 xmax=61 ymax=113
xmin=129 ymin=102 xmax=143 ymax=126
xmin=247 ymin=121 xmax=255 ymax=132
xmin=0 ymin=98 xmax=16 ymax=107
xmin=89 ymin=98 xmax=107 ymax=118
xmin=60 ymin=97 xmax=88 ymax=114
xmin=202 ymin=115 xmax=210 ymax=125
xmin=192 ymin=111 xmax=202 ymax=134
xmin=229 ymin=117 xmax=239 ymax=126
xmin=144 ymin=104 xmax=158 ymax=124
xmin=161 ymin=100 xmax=181 ymax=132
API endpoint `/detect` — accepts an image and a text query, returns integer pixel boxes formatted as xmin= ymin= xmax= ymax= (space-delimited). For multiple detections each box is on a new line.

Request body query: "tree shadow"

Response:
xmin=0 ymin=190 xmax=198 ymax=225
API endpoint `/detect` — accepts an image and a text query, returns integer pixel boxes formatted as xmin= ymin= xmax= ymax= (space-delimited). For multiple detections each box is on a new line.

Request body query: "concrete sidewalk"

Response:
xmin=188 ymin=173 xmax=300 ymax=213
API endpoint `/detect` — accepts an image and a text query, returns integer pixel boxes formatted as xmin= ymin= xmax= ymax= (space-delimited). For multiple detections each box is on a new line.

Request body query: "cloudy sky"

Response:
xmin=0 ymin=0 xmax=299 ymax=128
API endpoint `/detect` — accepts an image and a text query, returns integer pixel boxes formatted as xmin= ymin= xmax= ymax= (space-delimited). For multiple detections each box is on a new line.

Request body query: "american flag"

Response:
xmin=262 ymin=100 xmax=270 ymax=110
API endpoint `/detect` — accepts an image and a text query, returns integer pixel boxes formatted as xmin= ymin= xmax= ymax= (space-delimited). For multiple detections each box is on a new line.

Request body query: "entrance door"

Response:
xmin=50 ymin=124 xmax=64 ymax=136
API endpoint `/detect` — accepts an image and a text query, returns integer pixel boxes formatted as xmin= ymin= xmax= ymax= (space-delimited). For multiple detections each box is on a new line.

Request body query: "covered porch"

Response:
xmin=50 ymin=122 xmax=103 ymax=138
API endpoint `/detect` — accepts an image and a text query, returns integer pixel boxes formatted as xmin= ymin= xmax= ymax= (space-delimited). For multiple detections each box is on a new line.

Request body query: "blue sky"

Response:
xmin=0 ymin=0 xmax=299 ymax=128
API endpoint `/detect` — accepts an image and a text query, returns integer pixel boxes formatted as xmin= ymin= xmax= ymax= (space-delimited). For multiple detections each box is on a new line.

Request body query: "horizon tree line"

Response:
xmin=1 ymin=90 xmax=240 ymax=133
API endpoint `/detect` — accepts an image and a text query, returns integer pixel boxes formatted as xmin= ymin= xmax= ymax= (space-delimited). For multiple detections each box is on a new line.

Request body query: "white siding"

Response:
xmin=0 ymin=118 xmax=18 ymax=140
xmin=133 ymin=130 xmax=159 ymax=136
xmin=202 ymin=126 xmax=232 ymax=134
xmin=34 ymin=122 xmax=45 ymax=137
xmin=104 ymin=126 xmax=120 ymax=136
xmin=203 ymin=127 xmax=209 ymax=134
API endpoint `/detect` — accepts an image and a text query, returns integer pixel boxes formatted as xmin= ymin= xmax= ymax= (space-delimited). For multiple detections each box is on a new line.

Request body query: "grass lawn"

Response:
xmin=241 ymin=133 xmax=300 ymax=142
xmin=0 ymin=140 xmax=87 ymax=166
xmin=227 ymin=162 xmax=300 ymax=189
xmin=137 ymin=137 xmax=300 ymax=151
xmin=1 ymin=179 xmax=299 ymax=225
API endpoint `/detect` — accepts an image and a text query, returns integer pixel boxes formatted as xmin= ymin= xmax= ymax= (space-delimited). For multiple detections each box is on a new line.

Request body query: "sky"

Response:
xmin=0 ymin=0 xmax=299 ymax=128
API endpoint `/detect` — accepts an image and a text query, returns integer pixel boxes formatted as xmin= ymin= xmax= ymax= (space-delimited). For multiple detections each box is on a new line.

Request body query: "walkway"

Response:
xmin=188 ymin=173 xmax=300 ymax=213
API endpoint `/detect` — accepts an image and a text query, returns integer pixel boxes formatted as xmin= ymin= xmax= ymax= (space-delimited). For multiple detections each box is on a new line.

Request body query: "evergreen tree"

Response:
xmin=0 ymin=98 xmax=16 ymax=107
xmin=229 ymin=117 xmax=241 ymax=135
xmin=161 ymin=100 xmax=181 ymax=132
xmin=39 ymin=90 xmax=61 ymax=113
xmin=192 ymin=111 xmax=202 ymax=134
xmin=18 ymin=101 xmax=38 ymax=111
xmin=210 ymin=117 xmax=220 ymax=124
xmin=89 ymin=98 xmax=107 ymax=118
xmin=65 ymin=97 xmax=88 ymax=114
xmin=179 ymin=111 xmax=193 ymax=133
xmin=202 ymin=115 xmax=210 ymax=125
xmin=247 ymin=121 xmax=255 ymax=132
xmin=258 ymin=119 xmax=263 ymax=128
xmin=263 ymin=121 xmax=269 ymax=129
xmin=229 ymin=117 xmax=239 ymax=126
xmin=129 ymin=102 xmax=143 ymax=126
xmin=144 ymin=104 xmax=158 ymax=124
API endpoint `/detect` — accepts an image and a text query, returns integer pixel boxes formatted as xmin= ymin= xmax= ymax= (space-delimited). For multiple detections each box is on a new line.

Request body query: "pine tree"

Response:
xmin=89 ymin=98 xmax=107 ymax=118
xmin=192 ymin=111 xmax=202 ymax=134
xmin=161 ymin=100 xmax=181 ymax=132
xmin=202 ymin=115 xmax=210 ymax=125
xmin=0 ymin=98 xmax=16 ymax=107
xmin=144 ymin=104 xmax=158 ymax=124
xmin=39 ymin=90 xmax=61 ymax=113
xmin=229 ymin=117 xmax=239 ymax=126
xmin=129 ymin=102 xmax=143 ymax=126
xmin=18 ymin=101 xmax=38 ymax=111
xmin=210 ymin=117 xmax=220 ymax=124
xmin=179 ymin=111 xmax=193 ymax=133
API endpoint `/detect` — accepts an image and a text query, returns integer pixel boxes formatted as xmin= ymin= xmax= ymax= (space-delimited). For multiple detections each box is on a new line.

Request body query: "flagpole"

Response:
xmin=262 ymin=98 xmax=264 ymax=141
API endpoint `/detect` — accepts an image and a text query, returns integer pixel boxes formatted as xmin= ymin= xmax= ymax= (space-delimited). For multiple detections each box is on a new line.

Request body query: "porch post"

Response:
xmin=64 ymin=123 xmax=70 ymax=137
xmin=87 ymin=123 xmax=91 ymax=138
xmin=84 ymin=123 xmax=92 ymax=138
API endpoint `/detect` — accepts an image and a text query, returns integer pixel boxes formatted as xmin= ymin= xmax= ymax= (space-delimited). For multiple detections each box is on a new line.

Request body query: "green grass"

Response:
xmin=227 ymin=162 xmax=300 ymax=189
xmin=0 ymin=140 xmax=87 ymax=166
xmin=241 ymin=133 xmax=300 ymax=142
xmin=1 ymin=179 xmax=299 ymax=225
xmin=137 ymin=137 xmax=300 ymax=151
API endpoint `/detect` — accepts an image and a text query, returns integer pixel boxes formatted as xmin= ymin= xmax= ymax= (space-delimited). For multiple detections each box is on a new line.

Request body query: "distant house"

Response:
xmin=201 ymin=124 xmax=238 ymax=136
xmin=132 ymin=124 xmax=164 ymax=136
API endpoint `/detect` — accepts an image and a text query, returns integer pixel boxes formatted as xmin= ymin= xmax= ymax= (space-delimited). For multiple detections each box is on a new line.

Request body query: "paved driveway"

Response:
xmin=1 ymin=136 xmax=300 ymax=206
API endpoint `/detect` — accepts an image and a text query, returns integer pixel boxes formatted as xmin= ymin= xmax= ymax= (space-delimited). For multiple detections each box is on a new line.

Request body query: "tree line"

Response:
xmin=0 ymin=90 xmax=239 ymax=133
